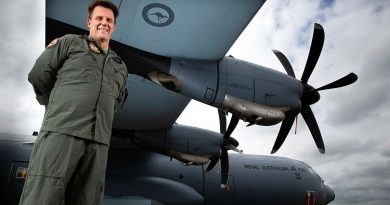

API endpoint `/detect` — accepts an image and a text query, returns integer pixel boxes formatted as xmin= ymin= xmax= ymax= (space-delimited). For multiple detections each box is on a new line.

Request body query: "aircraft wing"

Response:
xmin=47 ymin=0 xmax=266 ymax=60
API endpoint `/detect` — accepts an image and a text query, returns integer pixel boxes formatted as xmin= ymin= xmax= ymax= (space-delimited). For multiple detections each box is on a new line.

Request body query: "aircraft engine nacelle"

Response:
xmin=148 ymin=56 xmax=302 ymax=126
xmin=131 ymin=124 xmax=223 ymax=165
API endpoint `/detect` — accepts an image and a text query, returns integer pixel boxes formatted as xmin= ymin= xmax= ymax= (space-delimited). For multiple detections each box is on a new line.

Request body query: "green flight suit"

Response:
xmin=29 ymin=34 xmax=128 ymax=145
xmin=19 ymin=34 xmax=128 ymax=205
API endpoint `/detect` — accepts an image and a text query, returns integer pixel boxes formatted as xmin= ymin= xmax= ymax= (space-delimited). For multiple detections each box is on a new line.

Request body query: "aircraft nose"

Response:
xmin=324 ymin=184 xmax=335 ymax=204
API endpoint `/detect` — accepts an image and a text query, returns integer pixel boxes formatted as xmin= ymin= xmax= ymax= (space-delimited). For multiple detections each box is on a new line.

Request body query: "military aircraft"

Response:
xmin=0 ymin=0 xmax=358 ymax=204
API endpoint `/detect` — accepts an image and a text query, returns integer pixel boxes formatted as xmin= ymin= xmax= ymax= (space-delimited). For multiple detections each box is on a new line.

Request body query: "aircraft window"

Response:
xmin=307 ymin=166 xmax=318 ymax=175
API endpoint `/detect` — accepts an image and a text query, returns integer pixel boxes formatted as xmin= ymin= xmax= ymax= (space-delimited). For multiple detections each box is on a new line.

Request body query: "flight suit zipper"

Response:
xmin=92 ymin=53 xmax=110 ymax=140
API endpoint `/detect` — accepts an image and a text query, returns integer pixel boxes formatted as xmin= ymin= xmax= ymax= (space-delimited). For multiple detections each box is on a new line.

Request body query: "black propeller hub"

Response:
xmin=223 ymin=136 xmax=239 ymax=148
xmin=301 ymin=83 xmax=320 ymax=105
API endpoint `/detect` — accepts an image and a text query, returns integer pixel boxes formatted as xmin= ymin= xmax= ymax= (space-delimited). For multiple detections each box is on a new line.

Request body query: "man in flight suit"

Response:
xmin=19 ymin=1 xmax=128 ymax=204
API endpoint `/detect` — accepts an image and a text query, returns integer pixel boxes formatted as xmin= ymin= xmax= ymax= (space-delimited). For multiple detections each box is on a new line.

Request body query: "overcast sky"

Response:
xmin=1 ymin=0 xmax=389 ymax=205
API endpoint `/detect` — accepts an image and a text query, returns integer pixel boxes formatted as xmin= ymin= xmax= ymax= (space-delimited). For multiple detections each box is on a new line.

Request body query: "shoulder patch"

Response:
xmin=46 ymin=38 xmax=59 ymax=48
xmin=113 ymin=57 xmax=122 ymax=64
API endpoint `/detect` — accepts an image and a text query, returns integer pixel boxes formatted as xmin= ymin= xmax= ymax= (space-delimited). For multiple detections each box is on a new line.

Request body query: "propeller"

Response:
xmin=271 ymin=23 xmax=358 ymax=154
xmin=206 ymin=109 xmax=242 ymax=188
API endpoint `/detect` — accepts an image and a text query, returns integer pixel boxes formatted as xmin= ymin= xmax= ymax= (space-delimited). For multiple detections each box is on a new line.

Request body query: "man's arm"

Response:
xmin=28 ymin=36 xmax=71 ymax=105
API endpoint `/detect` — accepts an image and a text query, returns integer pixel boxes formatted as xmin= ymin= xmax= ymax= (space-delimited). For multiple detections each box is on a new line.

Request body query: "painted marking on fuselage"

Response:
xmin=294 ymin=172 xmax=302 ymax=180
xmin=243 ymin=164 xmax=308 ymax=173
xmin=142 ymin=3 xmax=174 ymax=27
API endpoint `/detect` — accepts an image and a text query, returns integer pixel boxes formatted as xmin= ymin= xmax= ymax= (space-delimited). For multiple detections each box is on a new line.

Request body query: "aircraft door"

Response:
xmin=4 ymin=162 xmax=28 ymax=205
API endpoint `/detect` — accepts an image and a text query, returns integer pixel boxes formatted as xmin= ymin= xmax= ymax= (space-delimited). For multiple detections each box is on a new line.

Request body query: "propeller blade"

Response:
xmin=218 ymin=109 xmax=227 ymax=134
xmin=272 ymin=50 xmax=296 ymax=78
xmin=315 ymin=73 xmax=358 ymax=92
xmin=224 ymin=115 xmax=239 ymax=138
xmin=301 ymin=23 xmax=325 ymax=83
xmin=220 ymin=149 xmax=229 ymax=188
xmin=225 ymin=136 xmax=239 ymax=148
xmin=301 ymin=105 xmax=325 ymax=153
xmin=206 ymin=151 xmax=221 ymax=172
xmin=271 ymin=116 xmax=295 ymax=154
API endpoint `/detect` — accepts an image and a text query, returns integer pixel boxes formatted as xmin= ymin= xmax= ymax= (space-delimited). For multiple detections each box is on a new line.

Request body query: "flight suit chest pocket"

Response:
xmin=61 ymin=46 xmax=99 ymax=83
xmin=105 ymin=57 xmax=126 ymax=97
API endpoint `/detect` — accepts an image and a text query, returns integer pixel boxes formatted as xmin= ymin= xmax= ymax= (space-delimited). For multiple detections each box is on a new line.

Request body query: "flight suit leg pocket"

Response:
xmin=27 ymin=131 xmax=64 ymax=187
xmin=28 ymin=131 xmax=52 ymax=171
xmin=21 ymin=174 xmax=65 ymax=205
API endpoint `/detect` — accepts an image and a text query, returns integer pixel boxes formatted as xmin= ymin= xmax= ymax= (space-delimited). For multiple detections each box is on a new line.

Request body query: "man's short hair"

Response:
xmin=88 ymin=0 xmax=119 ymax=23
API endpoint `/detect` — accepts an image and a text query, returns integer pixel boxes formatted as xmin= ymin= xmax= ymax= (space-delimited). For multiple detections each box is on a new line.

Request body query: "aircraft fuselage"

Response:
xmin=0 ymin=133 xmax=334 ymax=205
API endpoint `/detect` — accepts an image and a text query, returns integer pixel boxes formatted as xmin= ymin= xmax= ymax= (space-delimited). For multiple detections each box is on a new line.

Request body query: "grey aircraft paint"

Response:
xmin=46 ymin=0 xmax=266 ymax=60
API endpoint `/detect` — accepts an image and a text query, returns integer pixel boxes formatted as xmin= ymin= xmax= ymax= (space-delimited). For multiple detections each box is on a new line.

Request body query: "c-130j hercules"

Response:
xmin=0 ymin=0 xmax=357 ymax=204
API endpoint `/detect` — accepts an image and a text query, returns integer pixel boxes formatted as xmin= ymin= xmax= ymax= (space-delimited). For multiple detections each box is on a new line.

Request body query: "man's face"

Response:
xmin=88 ymin=6 xmax=116 ymax=45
